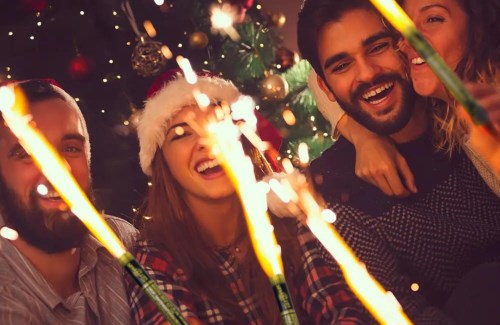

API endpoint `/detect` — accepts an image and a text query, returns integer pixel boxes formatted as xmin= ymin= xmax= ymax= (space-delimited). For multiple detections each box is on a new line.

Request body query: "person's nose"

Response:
xmin=355 ymin=58 xmax=382 ymax=84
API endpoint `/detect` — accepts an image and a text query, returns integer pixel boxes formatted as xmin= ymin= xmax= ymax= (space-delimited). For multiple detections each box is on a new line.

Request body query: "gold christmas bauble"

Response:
xmin=271 ymin=12 xmax=286 ymax=28
xmin=261 ymin=74 xmax=289 ymax=100
xmin=189 ymin=31 xmax=209 ymax=49
xmin=131 ymin=36 xmax=167 ymax=77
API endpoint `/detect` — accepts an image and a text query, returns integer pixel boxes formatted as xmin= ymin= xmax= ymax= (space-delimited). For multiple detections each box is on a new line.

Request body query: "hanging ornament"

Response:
xmin=131 ymin=35 xmax=167 ymax=77
xmin=275 ymin=47 xmax=295 ymax=71
xmin=68 ymin=55 xmax=95 ymax=80
xmin=122 ymin=0 xmax=166 ymax=77
xmin=21 ymin=0 xmax=48 ymax=12
xmin=261 ymin=74 xmax=289 ymax=100
xmin=270 ymin=12 xmax=286 ymax=28
xmin=189 ymin=31 xmax=209 ymax=49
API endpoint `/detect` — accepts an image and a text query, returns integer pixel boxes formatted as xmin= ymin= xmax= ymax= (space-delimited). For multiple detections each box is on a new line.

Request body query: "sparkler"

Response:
xmin=176 ymin=61 xmax=299 ymax=325
xmin=273 ymin=150 xmax=412 ymax=325
xmin=369 ymin=0 xmax=498 ymax=136
xmin=0 ymin=85 xmax=188 ymax=325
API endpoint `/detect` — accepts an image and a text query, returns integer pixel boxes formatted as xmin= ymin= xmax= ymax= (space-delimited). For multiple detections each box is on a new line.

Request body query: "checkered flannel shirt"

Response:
xmin=126 ymin=223 xmax=367 ymax=324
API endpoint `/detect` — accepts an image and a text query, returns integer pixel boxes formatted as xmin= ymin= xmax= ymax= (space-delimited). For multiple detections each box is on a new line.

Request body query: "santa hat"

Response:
xmin=1 ymin=79 xmax=91 ymax=165
xmin=138 ymin=70 xmax=283 ymax=176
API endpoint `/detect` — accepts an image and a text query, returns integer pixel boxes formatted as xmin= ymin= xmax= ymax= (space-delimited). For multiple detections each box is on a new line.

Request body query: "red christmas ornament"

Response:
xmin=20 ymin=0 xmax=48 ymax=12
xmin=67 ymin=55 xmax=95 ymax=80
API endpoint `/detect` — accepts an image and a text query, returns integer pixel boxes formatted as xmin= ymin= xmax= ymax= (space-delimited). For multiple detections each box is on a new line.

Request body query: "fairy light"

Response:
xmin=114 ymin=25 xmax=120 ymax=30
xmin=411 ymin=283 xmax=420 ymax=292
xmin=154 ymin=0 xmax=165 ymax=5
xmin=75 ymin=98 xmax=80 ymax=102
xmin=161 ymin=45 xmax=173 ymax=59
xmin=30 ymin=36 xmax=35 ymax=40
xmin=80 ymin=10 xmax=85 ymax=15
xmin=123 ymin=120 xmax=130 ymax=126
xmin=37 ymin=21 xmax=42 ymax=26
xmin=298 ymin=143 xmax=309 ymax=166
xmin=176 ymin=56 xmax=197 ymax=84
xmin=8 ymin=31 xmax=13 ymax=36
xmin=0 ymin=227 xmax=19 ymax=241
xmin=147 ymin=182 xmax=153 ymax=187
xmin=177 ymin=43 xmax=183 ymax=48
xmin=143 ymin=20 xmax=157 ymax=38
xmin=109 ymin=59 xmax=114 ymax=64
xmin=102 ymin=78 xmax=108 ymax=83
xmin=282 ymin=109 xmax=296 ymax=126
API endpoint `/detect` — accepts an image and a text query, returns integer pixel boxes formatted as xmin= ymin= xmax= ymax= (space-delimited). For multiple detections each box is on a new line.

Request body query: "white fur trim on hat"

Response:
xmin=138 ymin=75 xmax=241 ymax=176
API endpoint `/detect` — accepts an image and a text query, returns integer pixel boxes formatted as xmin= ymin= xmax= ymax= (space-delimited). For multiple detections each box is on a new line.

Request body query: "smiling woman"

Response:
xmin=124 ymin=70 xmax=369 ymax=324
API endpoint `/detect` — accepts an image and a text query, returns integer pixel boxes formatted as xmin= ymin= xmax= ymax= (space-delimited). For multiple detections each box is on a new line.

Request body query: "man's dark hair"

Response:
xmin=297 ymin=0 xmax=378 ymax=79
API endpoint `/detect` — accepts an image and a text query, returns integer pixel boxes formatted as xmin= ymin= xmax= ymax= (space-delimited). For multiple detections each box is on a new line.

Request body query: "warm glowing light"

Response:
xmin=75 ymin=98 xmax=80 ymax=102
xmin=147 ymin=182 xmax=153 ymax=187
xmin=8 ymin=31 xmax=13 ymax=36
xmin=0 ymin=227 xmax=18 ymax=240
xmin=103 ymin=78 xmax=108 ymax=83
xmin=80 ymin=10 xmax=85 ymax=15
xmin=0 ymin=86 xmax=16 ymax=110
xmin=143 ymin=20 xmax=157 ymax=38
xmin=101 ymin=109 xmax=106 ymax=113
xmin=154 ymin=0 xmax=165 ymax=5
xmin=176 ymin=56 xmax=197 ymax=84
xmin=113 ymin=10 xmax=118 ymax=16
xmin=109 ymin=59 xmax=114 ymax=64
xmin=411 ymin=283 xmax=419 ymax=292
xmin=174 ymin=126 xmax=185 ymax=136
xmin=210 ymin=4 xmax=240 ymax=41
xmin=298 ymin=142 xmax=309 ymax=165
xmin=30 ymin=36 xmax=35 ymax=40
xmin=369 ymin=0 xmax=414 ymax=32
xmin=37 ymin=21 xmax=42 ymax=26
xmin=36 ymin=184 xmax=49 ymax=196
xmin=123 ymin=120 xmax=130 ymax=126
xmin=114 ymin=25 xmax=120 ymax=30
xmin=282 ymin=109 xmax=296 ymax=126
xmin=161 ymin=45 xmax=173 ymax=59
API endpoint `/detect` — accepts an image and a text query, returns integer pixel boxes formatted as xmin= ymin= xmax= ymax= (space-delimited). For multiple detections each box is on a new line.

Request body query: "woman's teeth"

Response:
xmin=196 ymin=160 xmax=220 ymax=173
xmin=411 ymin=57 xmax=426 ymax=65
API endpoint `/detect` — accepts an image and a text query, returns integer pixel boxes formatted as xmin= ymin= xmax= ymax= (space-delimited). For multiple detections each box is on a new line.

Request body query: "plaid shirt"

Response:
xmin=126 ymin=223 xmax=367 ymax=324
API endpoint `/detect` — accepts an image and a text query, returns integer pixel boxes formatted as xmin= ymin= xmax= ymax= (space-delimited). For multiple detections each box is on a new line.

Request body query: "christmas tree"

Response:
xmin=0 ymin=0 xmax=332 ymax=217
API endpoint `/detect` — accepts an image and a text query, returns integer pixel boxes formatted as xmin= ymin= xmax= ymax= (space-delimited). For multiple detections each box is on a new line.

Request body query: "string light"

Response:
xmin=8 ymin=32 xmax=13 ymax=36
xmin=410 ymin=283 xmax=419 ymax=292
xmin=75 ymin=98 xmax=80 ymax=102
xmin=114 ymin=25 xmax=120 ymax=30
xmin=177 ymin=43 xmax=183 ymax=48
xmin=143 ymin=20 xmax=157 ymax=38
xmin=108 ymin=59 xmax=114 ymax=64
xmin=30 ymin=36 xmax=35 ymax=40
xmin=37 ymin=21 xmax=42 ymax=26
xmin=154 ymin=0 xmax=165 ymax=5
xmin=101 ymin=109 xmax=106 ymax=113
xmin=80 ymin=11 xmax=85 ymax=15
xmin=123 ymin=120 xmax=130 ymax=126
xmin=256 ymin=4 xmax=262 ymax=10
xmin=102 ymin=78 xmax=108 ymax=83
xmin=112 ymin=10 xmax=118 ymax=16
xmin=161 ymin=45 xmax=173 ymax=59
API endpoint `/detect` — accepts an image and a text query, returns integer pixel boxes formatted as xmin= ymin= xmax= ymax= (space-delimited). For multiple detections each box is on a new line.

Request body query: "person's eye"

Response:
xmin=64 ymin=146 xmax=83 ymax=153
xmin=369 ymin=42 xmax=390 ymax=55
xmin=332 ymin=62 xmax=351 ymax=73
xmin=426 ymin=16 xmax=445 ymax=23
xmin=14 ymin=149 xmax=32 ymax=160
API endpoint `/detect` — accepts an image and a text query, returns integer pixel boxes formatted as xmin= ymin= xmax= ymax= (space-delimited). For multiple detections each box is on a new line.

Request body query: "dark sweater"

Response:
xmin=309 ymin=134 xmax=500 ymax=323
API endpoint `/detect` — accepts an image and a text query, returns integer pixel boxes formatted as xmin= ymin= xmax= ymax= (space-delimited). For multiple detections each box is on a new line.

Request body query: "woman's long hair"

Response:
xmin=136 ymin=137 xmax=302 ymax=324
xmin=398 ymin=0 xmax=500 ymax=153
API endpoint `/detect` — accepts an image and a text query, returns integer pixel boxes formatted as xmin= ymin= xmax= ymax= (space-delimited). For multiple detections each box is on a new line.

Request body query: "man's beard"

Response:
xmin=333 ymin=73 xmax=416 ymax=136
xmin=0 ymin=174 xmax=92 ymax=254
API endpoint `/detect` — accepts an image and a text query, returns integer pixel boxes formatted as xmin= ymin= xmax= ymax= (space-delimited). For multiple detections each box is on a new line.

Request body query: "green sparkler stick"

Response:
xmin=270 ymin=274 xmax=301 ymax=324
xmin=369 ymin=0 xmax=496 ymax=133
xmin=119 ymin=253 xmax=189 ymax=325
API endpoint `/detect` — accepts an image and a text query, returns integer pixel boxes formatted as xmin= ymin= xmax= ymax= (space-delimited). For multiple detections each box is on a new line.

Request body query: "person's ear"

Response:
xmin=316 ymin=75 xmax=337 ymax=102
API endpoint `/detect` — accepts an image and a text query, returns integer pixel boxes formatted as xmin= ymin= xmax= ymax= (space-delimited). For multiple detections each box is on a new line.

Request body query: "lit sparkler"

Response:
xmin=273 ymin=152 xmax=412 ymax=324
xmin=175 ymin=59 xmax=299 ymax=324
xmin=0 ymin=85 xmax=188 ymax=325
xmin=369 ymin=0 xmax=497 ymax=136
xmin=210 ymin=3 xmax=240 ymax=41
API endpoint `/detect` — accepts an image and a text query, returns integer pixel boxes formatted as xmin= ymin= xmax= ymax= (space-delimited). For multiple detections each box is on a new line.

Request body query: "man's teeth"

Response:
xmin=411 ymin=57 xmax=426 ymax=65
xmin=196 ymin=160 xmax=220 ymax=173
xmin=362 ymin=82 xmax=394 ymax=100
xmin=40 ymin=191 xmax=61 ymax=199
